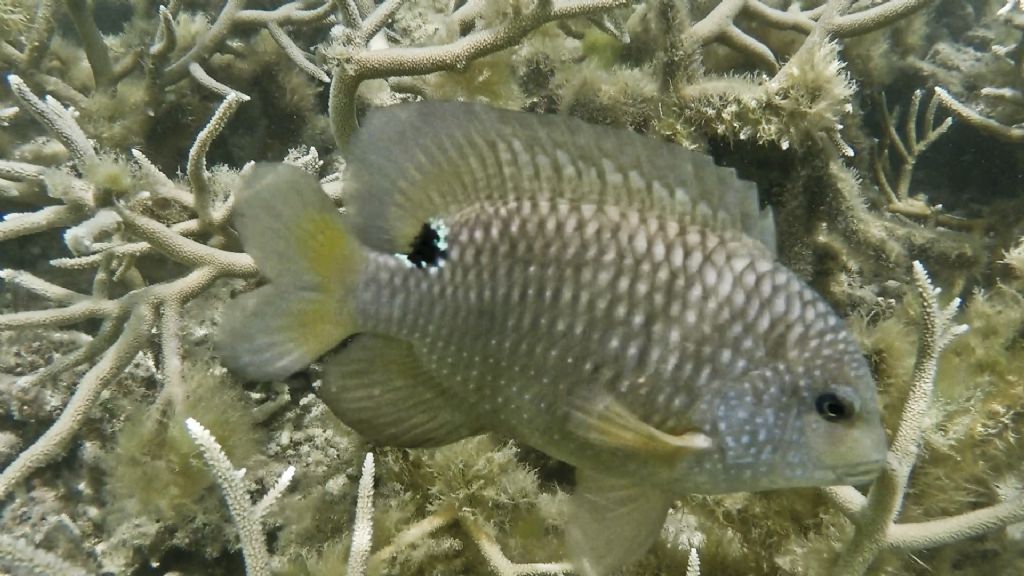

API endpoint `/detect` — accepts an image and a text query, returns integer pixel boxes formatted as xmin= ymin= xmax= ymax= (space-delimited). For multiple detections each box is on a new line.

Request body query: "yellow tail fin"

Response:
xmin=217 ymin=164 xmax=363 ymax=381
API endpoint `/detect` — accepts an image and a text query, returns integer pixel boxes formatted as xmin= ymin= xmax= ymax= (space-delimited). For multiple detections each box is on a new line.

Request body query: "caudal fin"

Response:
xmin=216 ymin=163 xmax=363 ymax=381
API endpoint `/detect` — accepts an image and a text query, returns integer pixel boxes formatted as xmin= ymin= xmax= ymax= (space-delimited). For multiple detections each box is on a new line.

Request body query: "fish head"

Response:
xmin=703 ymin=349 xmax=886 ymax=493
xmin=795 ymin=348 xmax=888 ymax=487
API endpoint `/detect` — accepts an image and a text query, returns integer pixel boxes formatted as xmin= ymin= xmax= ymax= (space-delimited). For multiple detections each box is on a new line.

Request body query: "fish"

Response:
xmin=216 ymin=102 xmax=887 ymax=576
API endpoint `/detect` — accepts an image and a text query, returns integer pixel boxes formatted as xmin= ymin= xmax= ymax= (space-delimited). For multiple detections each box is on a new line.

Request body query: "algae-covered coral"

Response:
xmin=0 ymin=0 xmax=1022 ymax=575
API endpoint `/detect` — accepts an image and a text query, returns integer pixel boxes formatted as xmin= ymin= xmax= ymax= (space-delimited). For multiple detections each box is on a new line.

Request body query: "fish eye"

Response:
xmin=406 ymin=219 xmax=449 ymax=269
xmin=814 ymin=391 xmax=855 ymax=422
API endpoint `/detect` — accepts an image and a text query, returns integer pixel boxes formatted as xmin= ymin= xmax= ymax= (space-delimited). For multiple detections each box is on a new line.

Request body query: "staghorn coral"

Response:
xmin=675 ymin=34 xmax=856 ymax=153
xmin=925 ymin=0 xmax=1024 ymax=143
xmin=185 ymin=417 xmax=296 ymax=576
xmin=0 ymin=0 xmax=1022 ymax=575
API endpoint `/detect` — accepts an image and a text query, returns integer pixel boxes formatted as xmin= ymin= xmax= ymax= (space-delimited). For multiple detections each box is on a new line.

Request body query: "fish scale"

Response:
xmin=217 ymin=102 xmax=887 ymax=576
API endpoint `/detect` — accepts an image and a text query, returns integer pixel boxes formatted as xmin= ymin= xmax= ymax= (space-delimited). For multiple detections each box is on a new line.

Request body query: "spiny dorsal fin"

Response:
xmin=344 ymin=102 xmax=775 ymax=256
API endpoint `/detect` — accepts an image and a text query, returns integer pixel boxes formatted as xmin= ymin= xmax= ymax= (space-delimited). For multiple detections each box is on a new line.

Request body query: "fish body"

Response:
xmin=217 ymin=103 xmax=887 ymax=575
xmin=354 ymin=198 xmax=878 ymax=493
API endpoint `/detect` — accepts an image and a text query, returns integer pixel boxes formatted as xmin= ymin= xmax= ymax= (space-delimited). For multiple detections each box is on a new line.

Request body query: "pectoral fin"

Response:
xmin=568 ymin=394 xmax=712 ymax=458
xmin=320 ymin=334 xmax=482 ymax=447
xmin=567 ymin=469 xmax=673 ymax=576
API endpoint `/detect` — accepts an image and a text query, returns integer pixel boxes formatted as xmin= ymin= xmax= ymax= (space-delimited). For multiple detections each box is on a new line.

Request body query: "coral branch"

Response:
xmin=114 ymin=205 xmax=257 ymax=275
xmin=253 ymin=464 xmax=296 ymax=521
xmin=188 ymin=62 xmax=251 ymax=100
xmin=743 ymin=0 xmax=815 ymax=34
xmin=0 ymin=206 xmax=84 ymax=242
xmin=187 ymin=92 xmax=246 ymax=229
xmin=823 ymin=485 xmax=868 ymax=519
xmin=186 ymin=417 xmax=295 ymax=576
xmin=11 ymin=326 xmax=113 ymax=392
xmin=267 ymin=22 xmax=330 ymax=83
xmin=827 ymin=0 xmax=934 ymax=36
xmin=24 ymin=0 xmax=57 ymax=67
xmin=354 ymin=0 xmax=406 ymax=46
xmin=0 ymin=160 xmax=47 ymax=182
xmin=0 ymin=269 xmax=87 ymax=305
xmin=354 ymin=453 xmax=568 ymax=576
xmin=367 ymin=506 xmax=459 ymax=571
xmin=0 ymin=299 xmax=114 ymax=330
xmin=678 ymin=0 xmax=936 ymax=78
xmin=872 ymin=90 xmax=964 ymax=227
xmin=686 ymin=0 xmax=748 ymax=46
xmin=131 ymin=149 xmax=195 ymax=208
xmin=164 ymin=0 xmax=248 ymax=83
xmin=328 ymin=0 xmax=628 ymax=147
xmin=886 ymin=492 xmax=1024 ymax=549
xmin=685 ymin=548 xmax=702 ymax=576
xmin=50 ymin=219 xmax=201 ymax=270
xmin=7 ymin=75 xmax=96 ymax=167
xmin=0 ymin=306 xmax=146 ymax=501
xmin=460 ymin=515 xmax=574 ymax=576
xmin=235 ymin=0 xmax=335 ymax=25
xmin=346 ymin=452 xmax=375 ymax=576
xmin=934 ymin=87 xmax=1024 ymax=143
xmin=64 ymin=0 xmax=115 ymax=89
xmin=832 ymin=262 xmax=970 ymax=576
xmin=0 ymin=259 xmax=220 ymax=503
xmin=159 ymin=299 xmax=185 ymax=411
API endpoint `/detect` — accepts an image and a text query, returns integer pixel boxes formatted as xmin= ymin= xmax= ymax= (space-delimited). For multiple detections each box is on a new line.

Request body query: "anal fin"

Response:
xmin=567 ymin=469 xmax=673 ymax=576
xmin=320 ymin=334 xmax=481 ymax=447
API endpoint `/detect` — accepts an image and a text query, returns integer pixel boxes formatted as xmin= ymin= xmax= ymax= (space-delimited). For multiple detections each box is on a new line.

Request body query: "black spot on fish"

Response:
xmin=407 ymin=221 xmax=447 ymax=269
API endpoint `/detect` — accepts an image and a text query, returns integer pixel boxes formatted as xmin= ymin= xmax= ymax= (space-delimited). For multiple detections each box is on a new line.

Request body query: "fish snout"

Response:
xmin=832 ymin=457 xmax=885 ymax=486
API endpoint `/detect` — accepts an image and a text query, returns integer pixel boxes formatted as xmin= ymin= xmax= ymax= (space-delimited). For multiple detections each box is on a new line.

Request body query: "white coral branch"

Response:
xmin=253 ymin=464 xmax=297 ymax=521
xmin=185 ymin=417 xmax=295 ymax=576
xmin=831 ymin=261 xmax=974 ymax=575
xmin=6 ymin=75 xmax=96 ymax=168
xmin=685 ymin=548 xmax=701 ymax=576
xmin=347 ymin=452 xmax=376 ymax=576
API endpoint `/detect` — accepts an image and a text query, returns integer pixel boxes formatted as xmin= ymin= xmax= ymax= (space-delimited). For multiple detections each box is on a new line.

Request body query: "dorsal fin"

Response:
xmin=344 ymin=102 xmax=775 ymax=256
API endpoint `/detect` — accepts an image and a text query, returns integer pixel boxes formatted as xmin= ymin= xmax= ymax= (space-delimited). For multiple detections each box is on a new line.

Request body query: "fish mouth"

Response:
xmin=832 ymin=459 xmax=885 ymax=486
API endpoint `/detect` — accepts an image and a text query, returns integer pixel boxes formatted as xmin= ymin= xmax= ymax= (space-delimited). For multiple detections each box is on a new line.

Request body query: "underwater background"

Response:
xmin=0 ymin=0 xmax=1023 ymax=574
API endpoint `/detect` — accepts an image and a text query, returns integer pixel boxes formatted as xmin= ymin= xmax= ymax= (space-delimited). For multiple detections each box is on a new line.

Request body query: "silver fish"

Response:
xmin=217 ymin=103 xmax=887 ymax=575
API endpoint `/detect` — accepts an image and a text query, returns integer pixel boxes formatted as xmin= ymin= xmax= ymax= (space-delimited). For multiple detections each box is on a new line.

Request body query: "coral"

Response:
xmin=103 ymin=359 xmax=265 ymax=526
xmin=345 ymin=453 xmax=375 ymax=576
xmin=927 ymin=1 xmax=1024 ymax=143
xmin=359 ymin=439 xmax=572 ymax=576
xmin=186 ymin=417 xmax=295 ymax=576
xmin=871 ymin=90 xmax=955 ymax=224
xmin=827 ymin=262 xmax=974 ymax=575
xmin=839 ymin=275 xmax=1024 ymax=574
xmin=324 ymin=0 xmax=630 ymax=146
xmin=675 ymin=34 xmax=856 ymax=153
